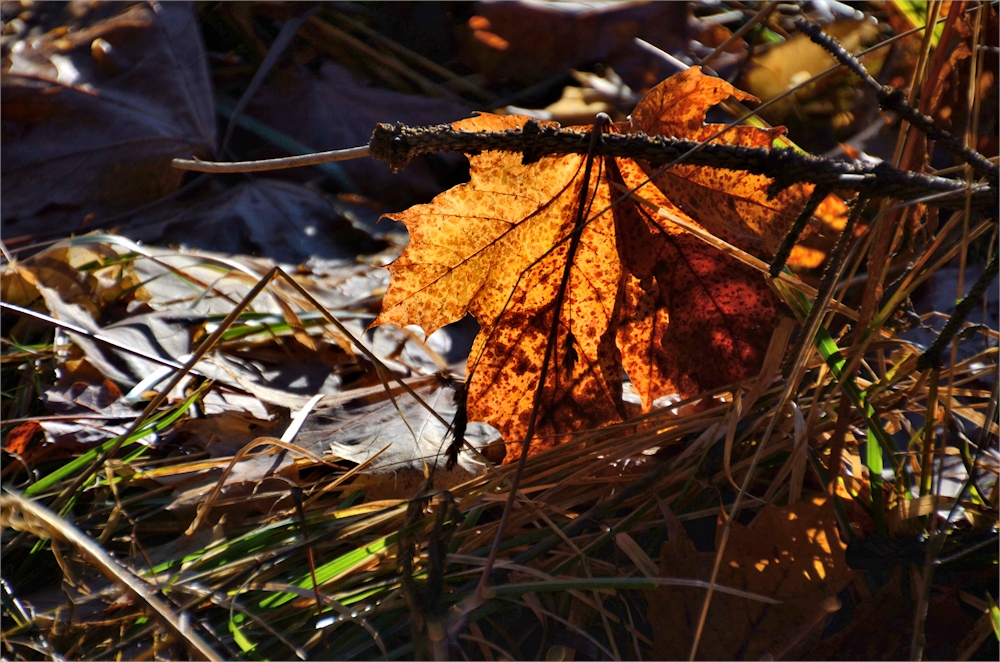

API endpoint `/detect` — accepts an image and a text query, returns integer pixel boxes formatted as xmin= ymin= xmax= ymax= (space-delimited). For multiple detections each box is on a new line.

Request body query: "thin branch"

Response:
xmin=171 ymin=146 xmax=371 ymax=173
xmin=367 ymin=121 xmax=996 ymax=212
xmin=794 ymin=17 xmax=998 ymax=182
xmin=780 ymin=192 xmax=872 ymax=377
xmin=917 ymin=250 xmax=999 ymax=370
xmin=171 ymin=121 xmax=996 ymax=214
xmin=769 ymin=184 xmax=831 ymax=276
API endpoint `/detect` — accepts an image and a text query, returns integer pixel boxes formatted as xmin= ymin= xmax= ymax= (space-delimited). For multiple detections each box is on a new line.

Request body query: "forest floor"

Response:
xmin=2 ymin=2 xmax=998 ymax=660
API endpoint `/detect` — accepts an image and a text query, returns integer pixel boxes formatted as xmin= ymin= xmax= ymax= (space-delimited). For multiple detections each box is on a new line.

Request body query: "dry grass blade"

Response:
xmin=1 ymin=487 xmax=222 ymax=662
xmin=0 ymin=302 xmax=188 ymax=371
xmin=187 ymin=437 xmax=335 ymax=535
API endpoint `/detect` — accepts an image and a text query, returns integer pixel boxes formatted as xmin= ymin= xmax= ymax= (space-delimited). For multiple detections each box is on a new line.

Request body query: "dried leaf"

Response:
xmin=2 ymin=243 xmax=146 ymax=320
xmin=503 ymin=69 xmax=637 ymax=126
xmin=130 ymin=179 xmax=387 ymax=266
xmin=2 ymin=3 xmax=215 ymax=236
xmin=3 ymin=380 xmax=153 ymax=472
xmin=2 ymin=421 xmax=44 ymax=458
xmin=297 ymin=376 xmax=504 ymax=479
xmin=648 ymin=497 xmax=855 ymax=660
xmin=458 ymin=1 xmax=690 ymax=88
xmin=375 ymin=114 xmax=625 ymax=453
xmin=742 ymin=19 xmax=880 ymax=120
xmin=376 ymin=68 xmax=813 ymax=459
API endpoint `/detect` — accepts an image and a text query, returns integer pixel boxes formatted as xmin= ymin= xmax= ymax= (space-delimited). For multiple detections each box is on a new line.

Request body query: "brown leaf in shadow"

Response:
xmin=129 ymin=179 xmax=387 ymax=265
xmin=457 ymin=1 xmax=690 ymax=88
xmin=2 ymin=3 xmax=215 ymax=237
xmin=648 ymin=497 xmax=855 ymax=660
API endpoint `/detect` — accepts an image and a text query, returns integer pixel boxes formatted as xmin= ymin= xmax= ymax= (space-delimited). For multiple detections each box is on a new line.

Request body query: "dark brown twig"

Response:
xmin=917 ymin=250 xmax=999 ymax=370
xmin=769 ymin=184 xmax=832 ymax=276
xmin=780 ymin=192 xmax=872 ymax=377
xmin=368 ymin=122 xmax=996 ymax=212
xmin=794 ymin=17 xmax=998 ymax=182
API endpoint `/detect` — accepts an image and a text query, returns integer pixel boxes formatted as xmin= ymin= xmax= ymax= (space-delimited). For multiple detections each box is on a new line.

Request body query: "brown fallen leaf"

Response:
xmin=159 ymin=376 xmax=502 ymax=512
xmin=2 ymin=379 xmax=150 ymax=474
xmin=297 ymin=375 xmax=506 ymax=499
xmin=2 ymin=421 xmax=45 ymax=469
xmin=741 ymin=19 xmax=880 ymax=121
xmin=502 ymin=69 xmax=638 ymax=126
xmin=648 ymin=497 xmax=855 ymax=660
xmin=2 ymin=243 xmax=147 ymax=320
xmin=129 ymin=179 xmax=387 ymax=266
xmin=457 ymin=1 xmax=690 ymax=89
xmin=786 ymin=558 xmax=995 ymax=661
xmin=375 ymin=67 xmax=820 ymax=460
xmin=2 ymin=2 xmax=215 ymax=237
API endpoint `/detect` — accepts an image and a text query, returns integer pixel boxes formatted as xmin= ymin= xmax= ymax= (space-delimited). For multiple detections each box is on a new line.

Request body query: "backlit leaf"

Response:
xmin=375 ymin=115 xmax=625 ymax=450
xmin=375 ymin=68 xmax=822 ymax=460
xmin=609 ymin=154 xmax=782 ymax=409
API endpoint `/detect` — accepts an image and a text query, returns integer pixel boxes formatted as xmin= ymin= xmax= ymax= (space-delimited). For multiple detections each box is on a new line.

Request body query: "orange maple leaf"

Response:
xmin=375 ymin=67 xmax=816 ymax=461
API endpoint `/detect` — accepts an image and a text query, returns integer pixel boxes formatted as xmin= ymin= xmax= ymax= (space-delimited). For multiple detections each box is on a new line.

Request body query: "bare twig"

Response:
xmin=917 ymin=250 xmax=999 ymax=370
xmin=172 ymin=113 xmax=995 ymax=211
xmin=368 ymin=122 xmax=996 ymax=212
xmin=794 ymin=17 xmax=998 ymax=181
xmin=172 ymin=146 xmax=371 ymax=173
xmin=769 ymin=184 xmax=832 ymax=276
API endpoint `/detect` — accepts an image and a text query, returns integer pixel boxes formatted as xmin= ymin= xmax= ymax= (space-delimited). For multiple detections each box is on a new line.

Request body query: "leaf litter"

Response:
xmin=1 ymin=4 xmax=997 ymax=661
xmin=649 ymin=497 xmax=854 ymax=660
xmin=1 ymin=2 xmax=215 ymax=238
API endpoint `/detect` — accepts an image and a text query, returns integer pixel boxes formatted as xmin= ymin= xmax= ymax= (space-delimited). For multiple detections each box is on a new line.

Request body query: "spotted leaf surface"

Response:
xmin=375 ymin=68 xmax=815 ymax=461
xmin=374 ymin=115 xmax=624 ymax=452
xmin=631 ymin=67 xmax=836 ymax=258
